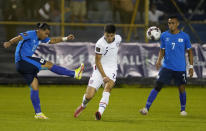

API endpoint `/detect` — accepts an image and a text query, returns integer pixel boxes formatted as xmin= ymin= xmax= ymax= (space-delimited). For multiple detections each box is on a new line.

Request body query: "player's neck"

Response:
xmin=36 ymin=30 xmax=41 ymax=40
xmin=170 ymin=29 xmax=180 ymax=34
xmin=104 ymin=37 xmax=115 ymax=44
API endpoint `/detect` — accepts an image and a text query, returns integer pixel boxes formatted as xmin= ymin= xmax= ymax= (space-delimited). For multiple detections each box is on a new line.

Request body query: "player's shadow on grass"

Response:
xmin=78 ymin=118 xmax=140 ymax=124
xmin=102 ymin=119 xmax=139 ymax=124
xmin=78 ymin=115 xmax=206 ymax=124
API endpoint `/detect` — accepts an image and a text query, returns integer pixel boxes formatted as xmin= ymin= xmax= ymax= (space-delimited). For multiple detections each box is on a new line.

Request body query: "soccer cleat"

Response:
xmin=74 ymin=105 xmax=85 ymax=118
xmin=139 ymin=108 xmax=148 ymax=115
xmin=180 ymin=111 xmax=187 ymax=116
xmin=75 ymin=63 xmax=84 ymax=80
xmin=34 ymin=113 xmax=48 ymax=119
xmin=95 ymin=111 xmax=101 ymax=120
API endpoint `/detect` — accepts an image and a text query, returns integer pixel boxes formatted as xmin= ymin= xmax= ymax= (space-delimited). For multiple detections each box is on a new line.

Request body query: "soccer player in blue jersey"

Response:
xmin=3 ymin=23 xmax=84 ymax=119
xmin=139 ymin=16 xmax=194 ymax=116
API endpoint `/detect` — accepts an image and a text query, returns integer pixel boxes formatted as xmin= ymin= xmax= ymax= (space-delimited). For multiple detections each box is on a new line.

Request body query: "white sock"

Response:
xmin=98 ymin=92 xmax=110 ymax=115
xmin=82 ymin=94 xmax=90 ymax=108
xmin=36 ymin=112 xmax=42 ymax=115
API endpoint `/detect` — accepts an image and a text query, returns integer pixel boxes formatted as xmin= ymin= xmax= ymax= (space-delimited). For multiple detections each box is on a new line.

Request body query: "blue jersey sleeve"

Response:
xmin=19 ymin=31 xmax=33 ymax=40
xmin=41 ymin=37 xmax=50 ymax=44
xmin=160 ymin=34 xmax=165 ymax=49
xmin=185 ymin=34 xmax=192 ymax=49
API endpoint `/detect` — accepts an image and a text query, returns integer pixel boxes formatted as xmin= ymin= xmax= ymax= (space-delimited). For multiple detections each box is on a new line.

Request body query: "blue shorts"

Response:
xmin=16 ymin=56 xmax=47 ymax=85
xmin=157 ymin=67 xmax=187 ymax=86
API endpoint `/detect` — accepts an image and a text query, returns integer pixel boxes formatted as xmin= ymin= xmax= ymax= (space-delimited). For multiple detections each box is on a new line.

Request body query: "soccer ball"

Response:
xmin=146 ymin=26 xmax=161 ymax=40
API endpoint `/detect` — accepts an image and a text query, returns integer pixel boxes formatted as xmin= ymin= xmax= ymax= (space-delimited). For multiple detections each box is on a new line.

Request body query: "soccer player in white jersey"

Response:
xmin=74 ymin=24 xmax=122 ymax=120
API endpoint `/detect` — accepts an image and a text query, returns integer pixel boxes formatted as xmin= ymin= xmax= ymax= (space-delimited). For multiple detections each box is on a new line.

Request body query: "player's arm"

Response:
xmin=156 ymin=33 xmax=165 ymax=70
xmin=185 ymin=34 xmax=193 ymax=78
xmin=95 ymin=54 xmax=110 ymax=83
xmin=49 ymin=34 xmax=75 ymax=44
xmin=156 ymin=48 xmax=165 ymax=70
xmin=187 ymin=49 xmax=193 ymax=78
xmin=3 ymin=35 xmax=23 ymax=48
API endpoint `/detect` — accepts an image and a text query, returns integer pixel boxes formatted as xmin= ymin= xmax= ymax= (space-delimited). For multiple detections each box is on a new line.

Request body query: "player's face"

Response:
xmin=104 ymin=33 xmax=115 ymax=43
xmin=38 ymin=29 xmax=50 ymax=40
xmin=168 ymin=18 xmax=179 ymax=32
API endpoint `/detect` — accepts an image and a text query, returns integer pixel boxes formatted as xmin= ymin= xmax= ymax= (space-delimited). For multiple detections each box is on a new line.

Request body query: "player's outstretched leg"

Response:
xmin=30 ymin=78 xmax=48 ymax=119
xmin=45 ymin=61 xmax=84 ymax=80
xmin=179 ymin=85 xmax=187 ymax=116
xmin=74 ymin=87 xmax=96 ymax=118
xmin=140 ymin=81 xmax=163 ymax=115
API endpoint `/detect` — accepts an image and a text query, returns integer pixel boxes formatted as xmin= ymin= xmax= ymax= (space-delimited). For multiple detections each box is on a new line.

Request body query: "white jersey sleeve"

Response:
xmin=115 ymin=35 xmax=122 ymax=46
xmin=95 ymin=38 xmax=104 ymax=54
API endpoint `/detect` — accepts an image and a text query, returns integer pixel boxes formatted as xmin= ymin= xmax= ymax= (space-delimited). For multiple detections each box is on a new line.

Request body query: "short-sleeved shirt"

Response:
xmin=15 ymin=30 xmax=50 ymax=63
xmin=160 ymin=30 xmax=192 ymax=71
xmin=95 ymin=34 xmax=122 ymax=71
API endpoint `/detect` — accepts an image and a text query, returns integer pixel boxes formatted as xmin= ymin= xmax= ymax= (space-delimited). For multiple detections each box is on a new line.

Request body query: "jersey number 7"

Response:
xmin=172 ymin=42 xmax=176 ymax=50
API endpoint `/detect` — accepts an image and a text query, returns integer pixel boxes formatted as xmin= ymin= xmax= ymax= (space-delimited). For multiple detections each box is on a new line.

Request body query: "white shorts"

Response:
xmin=88 ymin=66 xmax=117 ymax=90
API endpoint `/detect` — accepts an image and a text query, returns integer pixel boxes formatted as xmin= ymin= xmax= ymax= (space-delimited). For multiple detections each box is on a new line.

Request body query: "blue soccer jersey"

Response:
xmin=160 ymin=30 xmax=192 ymax=71
xmin=15 ymin=30 xmax=50 ymax=63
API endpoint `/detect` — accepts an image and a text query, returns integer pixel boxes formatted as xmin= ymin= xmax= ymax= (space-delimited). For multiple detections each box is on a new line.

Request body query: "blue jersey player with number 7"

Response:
xmin=3 ymin=23 xmax=84 ymax=119
xmin=139 ymin=16 xmax=194 ymax=116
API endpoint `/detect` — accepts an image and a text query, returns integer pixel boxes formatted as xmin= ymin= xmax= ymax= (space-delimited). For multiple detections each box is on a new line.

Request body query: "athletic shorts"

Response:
xmin=16 ymin=56 xmax=47 ymax=85
xmin=88 ymin=66 xmax=117 ymax=90
xmin=157 ymin=67 xmax=187 ymax=86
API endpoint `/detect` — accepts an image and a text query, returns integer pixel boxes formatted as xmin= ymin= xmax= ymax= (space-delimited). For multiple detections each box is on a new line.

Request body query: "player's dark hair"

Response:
xmin=36 ymin=23 xmax=51 ymax=30
xmin=104 ymin=24 xmax=116 ymax=33
xmin=168 ymin=15 xmax=179 ymax=21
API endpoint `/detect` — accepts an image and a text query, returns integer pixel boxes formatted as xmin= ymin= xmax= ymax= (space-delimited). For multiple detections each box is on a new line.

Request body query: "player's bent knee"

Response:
xmin=104 ymin=86 xmax=112 ymax=92
xmin=155 ymin=81 xmax=164 ymax=92
xmin=31 ymin=78 xmax=39 ymax=90
xmin=43 ymin=61 xmax=53 ymax=69
xmin=104 ymin=81 xmax=114 ymax=92
xmin=85 ymin=93 xmax=94 ymax=100
xmin=179 ymin=85 xmax=185 ymax=93
xmin=85 ymin=86 xmax=96 ymax=99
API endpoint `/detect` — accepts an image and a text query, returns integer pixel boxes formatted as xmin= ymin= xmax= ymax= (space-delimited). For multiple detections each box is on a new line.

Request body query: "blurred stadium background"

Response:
xmin=0 ymin=0 xmax=206 ymax=85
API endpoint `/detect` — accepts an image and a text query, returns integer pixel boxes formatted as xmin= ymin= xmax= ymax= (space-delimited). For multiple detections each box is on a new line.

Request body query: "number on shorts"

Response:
xmin=112 ymin=73 xmax=116 ymax=79
xmin=182 ymin=73 xmax=186 ymax=82
xmin=40 ymin=59 xmax=45 ymax=64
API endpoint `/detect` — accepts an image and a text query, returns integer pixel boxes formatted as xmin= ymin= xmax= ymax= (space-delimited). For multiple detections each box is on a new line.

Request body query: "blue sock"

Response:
xmin=30 ymin=89 xmax=41 ymax=113
xmin=50 ymin=65 xmax=75 ymax=77
xmin=145 ymin=88 xmax=159 ymax=110
xmin=179 ymin=91 xmax=186 ymax=111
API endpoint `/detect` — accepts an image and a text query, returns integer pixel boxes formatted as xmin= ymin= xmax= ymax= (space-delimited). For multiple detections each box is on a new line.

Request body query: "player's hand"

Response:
xmin=67 ymin=34 xmax=75 ymax=40
xmin=103 ymin=76 xmax=110 ymax=83
xmin=3 ymin=42 xmax=12 ymax=48
xmin=155 ymin=61 xmax=162 ymax=70
xmin=189 ymin=68 xmax=193 ymax=78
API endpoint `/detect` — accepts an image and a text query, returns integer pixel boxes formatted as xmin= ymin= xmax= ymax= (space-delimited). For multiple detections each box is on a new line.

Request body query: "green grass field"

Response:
xmin=0 ymin=85 xmax=206 ymax=131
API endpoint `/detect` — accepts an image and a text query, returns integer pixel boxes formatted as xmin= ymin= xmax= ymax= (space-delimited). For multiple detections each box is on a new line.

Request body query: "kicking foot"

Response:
xmin=95 ymin=111 xmax=102 ymax=120
xmin=74 ymin=105 xmax=85 ymax=118
xmin=75 ymin=63 xmax=84 ymax=80
xmin=139 ymin=108 xmax=148 ymax=115
xmin=34 ymin=112 xmax=48 ymax=119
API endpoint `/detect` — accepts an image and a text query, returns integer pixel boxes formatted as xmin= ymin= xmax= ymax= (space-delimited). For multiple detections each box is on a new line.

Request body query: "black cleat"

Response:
xmin=95 ymin=111 xmax=101 ymax=120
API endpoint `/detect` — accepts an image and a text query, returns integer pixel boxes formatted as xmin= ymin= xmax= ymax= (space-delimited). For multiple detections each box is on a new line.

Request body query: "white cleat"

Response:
xmin=34 ymin=112 xmax=48 ymax=119
xmin=139 ymin=108 xmax=148 ymax=115
xmin=180 ymin=111 xmax=187 ymax=116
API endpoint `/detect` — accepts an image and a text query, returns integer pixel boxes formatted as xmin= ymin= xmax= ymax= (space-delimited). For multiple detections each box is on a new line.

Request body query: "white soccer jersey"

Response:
xmin=95 ymin=34 xmax=122 ymax=71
